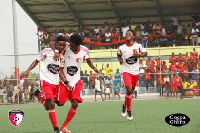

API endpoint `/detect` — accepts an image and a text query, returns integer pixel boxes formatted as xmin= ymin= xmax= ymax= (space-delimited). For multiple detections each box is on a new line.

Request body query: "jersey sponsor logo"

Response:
xmin=47 ymin=64 xmax=59 ymax=74
xmin=8 ymin=110 xmax=24 ymax=127
xmin=67 ymin=66 xmax=78 ymax=76
xmin=125 ymin=56 xmax=138 ymax=64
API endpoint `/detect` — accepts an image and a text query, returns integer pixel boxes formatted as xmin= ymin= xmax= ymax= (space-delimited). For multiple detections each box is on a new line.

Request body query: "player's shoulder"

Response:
xmin=80 ymin=45 xmax=89 ymax=52
xmin=40 ymin=48 xmax=53 ymax=54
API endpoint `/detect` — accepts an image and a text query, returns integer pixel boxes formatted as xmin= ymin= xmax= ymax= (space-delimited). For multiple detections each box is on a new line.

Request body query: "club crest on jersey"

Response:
xmin=76 ymin=58 xmax=81 ymax=63
xmin=8 ymin=110 xmax=24 ymax=127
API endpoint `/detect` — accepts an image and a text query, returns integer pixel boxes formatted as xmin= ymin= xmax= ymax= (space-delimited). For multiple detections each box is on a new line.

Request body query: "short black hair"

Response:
xmin=127 ymin=30 xmax=136 ymax=36
xmin=56 ymin=35 xmax=66 ymax=42
xmin=70 ymin=34 xmax=83 ymax=46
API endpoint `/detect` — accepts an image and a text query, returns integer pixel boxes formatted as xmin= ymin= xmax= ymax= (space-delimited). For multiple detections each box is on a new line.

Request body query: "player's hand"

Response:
xmin=54 ymin=51 xmax=60 ymax=61
xmin=66 ymin=83 xmax=73 ymax=91
xmin=119 ymin=58 xmax=123 ymax=65
xmin=93 ymin=67 xmax=99 ymax=74
xmin=133 ymin=50 xmax=140 ymax=58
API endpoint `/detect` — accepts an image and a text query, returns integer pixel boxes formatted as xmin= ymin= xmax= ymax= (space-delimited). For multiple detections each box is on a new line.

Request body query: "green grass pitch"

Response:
xmin=0 ymin=99 xmax=200 ymax=133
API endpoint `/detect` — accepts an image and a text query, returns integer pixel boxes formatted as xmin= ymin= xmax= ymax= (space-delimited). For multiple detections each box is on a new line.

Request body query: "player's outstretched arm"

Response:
xmin=86 ymin=58 xmax=99 ymax=74
xmin=20 ymin=60 xmax=39 ymax=79
xmin=59 ymin=68 xmax=73 ymax=90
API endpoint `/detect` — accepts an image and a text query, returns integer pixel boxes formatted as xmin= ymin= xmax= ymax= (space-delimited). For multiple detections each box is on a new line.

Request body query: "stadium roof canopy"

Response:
xmin=16 ymin=0 xmax=200 ymax=32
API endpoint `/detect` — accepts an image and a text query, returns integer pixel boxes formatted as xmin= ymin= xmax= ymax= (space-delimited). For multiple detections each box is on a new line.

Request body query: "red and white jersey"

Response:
xmin=62 ymin=42 xmax=90 ymax=87
xmin=36 ymin=48 xmax=64 ymax=85
xmin=117 ymin=42 xmax=147 ymax=75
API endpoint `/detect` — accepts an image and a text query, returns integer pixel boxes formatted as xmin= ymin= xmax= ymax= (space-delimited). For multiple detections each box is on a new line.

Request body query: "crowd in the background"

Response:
xmin=37 ymin=14 xmax=200 ymax=49
xmin=1 ymin=47 xmax=200 ymax=103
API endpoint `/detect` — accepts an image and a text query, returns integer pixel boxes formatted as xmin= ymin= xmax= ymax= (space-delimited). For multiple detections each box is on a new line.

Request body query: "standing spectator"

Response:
xmin=100 ymin=25 xmax=106 ymax=43
xmin=6 ymin=80 xmax=13 ymax=103
xmin=83 ymin=70 xmax=89 ymax=88
xmin=135 ymin=24 xmax=141 ymax=38
xmin=94 ymin=25 xmax=99 ymax=34
xmin=161 ymin=61 xmax=167 ymax=73
xmin=171 ymin=75 xmax=178 ymax=97
xmin=130 ymin=20 xmax=137 ymax=31
xmin=102 ymin=63 xmax=112 ymax=76
xmin=89 ymin=71 xmax=95 ymax=89
xmin=174 ymin=73 xmax=183 ymax=98
xmin=11 ymin=81 xmax=18 ymax=103
xmin=191 ymin=26 xmax=199 ymax=46
xmin=111 ymin=30 xmax=119 ymax=43
xmin=122 ymin=23 xmax=129 ymax=37
xmin=145 ymin=69 xmax=154 ymax=93
xmin=105 ymin=30 xmax=112 ymax=43
xmin=169 ymin=60 xmax=176 ymax=74
xmin=94 ymin=76 xmax=104 ymax=101
xmin=164 ymin=74 xmax=170 ymax=97
xmin=141 ymin=29 xmax=149 ymax=48
xmin=183 ymin=65 xmax=189 ymax=81
xmin=154 ymin=21 xmax=162 ymax=35
xmin=177 ymin=22 xmax=184 ymax=46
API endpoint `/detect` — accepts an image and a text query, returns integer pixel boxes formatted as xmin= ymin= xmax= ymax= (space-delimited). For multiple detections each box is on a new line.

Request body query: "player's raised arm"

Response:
xmin=49 ymin=41 xmax=60 ymax=61
xmin=20 ymin=60 xmax=39 ymax=79
xmin=86 ymin=58 xmax=99 ymax=74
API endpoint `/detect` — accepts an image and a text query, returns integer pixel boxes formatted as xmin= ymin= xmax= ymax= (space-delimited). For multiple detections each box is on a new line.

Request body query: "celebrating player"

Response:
xmin=50 ymin=34 xmax=99 ymax=133
xmin=21 ymin=36 xmax=71 ymax=133
xmin=117 ymin=30 xmax=147 ymax=120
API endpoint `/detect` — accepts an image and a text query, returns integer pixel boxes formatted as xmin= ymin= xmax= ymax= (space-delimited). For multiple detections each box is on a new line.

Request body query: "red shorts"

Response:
xmin=58 ymin=80 xmax=83 ymax=103
xmin=122 ymin=72 xmax=139 ymax=89
xmin=40 ymin=80 xmax=59 ymax=100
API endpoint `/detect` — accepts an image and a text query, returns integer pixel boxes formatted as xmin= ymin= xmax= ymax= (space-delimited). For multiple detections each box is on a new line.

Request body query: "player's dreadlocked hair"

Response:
xmin=70 ymin=34 xmax=83 ymax=46
xmin=56 ymin=35 xmax=66 ymax=42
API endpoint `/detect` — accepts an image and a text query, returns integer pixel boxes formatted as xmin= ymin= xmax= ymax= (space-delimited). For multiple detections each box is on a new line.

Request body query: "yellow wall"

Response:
xmin=82 ymin=46 xmax=200 ymax=73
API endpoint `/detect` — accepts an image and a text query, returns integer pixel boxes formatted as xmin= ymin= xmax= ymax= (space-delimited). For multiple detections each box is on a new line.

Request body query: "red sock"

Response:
xmin=49 ymin=109 xmax=57 ymax=128
xmin=126 ymin=94 xmax=133 ymax=111
xmin=60 ymin=108 xmax=76 ymax=130
xmin=38 ymin=93 xmax=45 ymax=104
xmin=123 ymin=95 xmax=127 ymax=107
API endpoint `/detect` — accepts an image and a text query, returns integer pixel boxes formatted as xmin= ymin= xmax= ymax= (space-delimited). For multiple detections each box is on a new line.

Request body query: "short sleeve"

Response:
xmin=139 ymin=44 xmax=147 ymax=53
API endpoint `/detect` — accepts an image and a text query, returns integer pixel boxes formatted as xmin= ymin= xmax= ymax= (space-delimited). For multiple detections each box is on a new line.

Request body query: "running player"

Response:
xmin=21 ymin=36 xmax=71 ymax=133
xmin=117 ymin=30 xmax=147 ymax=120
xmin=51 ymin=34 xmax=99 ymax=133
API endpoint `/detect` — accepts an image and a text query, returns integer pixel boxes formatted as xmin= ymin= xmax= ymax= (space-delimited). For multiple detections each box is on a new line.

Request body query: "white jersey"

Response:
xmin=117 ymin=42 xmax=147 ymax=75
xmin=36 ymin=48 xmax=64 ymax=85
xmin=62 ymin=43 xmax=90 ymax=87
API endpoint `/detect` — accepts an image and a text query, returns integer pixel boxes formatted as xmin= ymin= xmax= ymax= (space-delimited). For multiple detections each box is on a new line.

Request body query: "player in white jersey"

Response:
xmin=21 ymin=36 xmax=71 ymax=133
xmin=50 ymin=34 xmax=99 ymax=133
xmin=117 ymin=30 xmax=147 ymax=120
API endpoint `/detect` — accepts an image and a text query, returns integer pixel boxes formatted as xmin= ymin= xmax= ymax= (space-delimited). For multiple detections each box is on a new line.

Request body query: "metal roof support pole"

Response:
xmin=108 ymin=0 xmax=121 ymax=22
xmin=155 ymin=0 xmax=163 ymax=23
xmin=62 ymin=0 xmax=83 ymax=29
xmin=12 ymin=0 xmax=19 ymax=104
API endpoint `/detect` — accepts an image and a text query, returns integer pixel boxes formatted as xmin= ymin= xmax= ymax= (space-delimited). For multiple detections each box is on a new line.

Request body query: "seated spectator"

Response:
xmin=104 ymin=85 xmax=111 ymax=100
xmin=23 ymin=86 xmax=29 ymax=102
xmin=113 ymin=82 xmax=120 ymax=100
xmin=113 ymin=69 xmax=121 ymax=86
xmin=182 ymin=79 xmax=190 ymax=96
xmin=189 ymin=80 xmax=199 ymax=97
xmin=94 ymin=76 xmax=104 ymax=101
